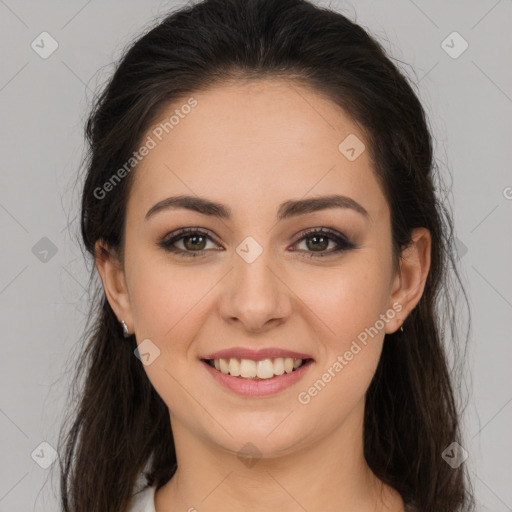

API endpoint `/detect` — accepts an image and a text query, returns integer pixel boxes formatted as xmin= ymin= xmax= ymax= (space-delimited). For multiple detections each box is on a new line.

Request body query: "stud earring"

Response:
xmin=120 ymin=320 xmax=130 ymax=338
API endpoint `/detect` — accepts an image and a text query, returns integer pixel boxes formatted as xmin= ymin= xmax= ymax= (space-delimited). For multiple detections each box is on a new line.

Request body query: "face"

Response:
xmin=99 ymin=79 xmax=424 ymax=459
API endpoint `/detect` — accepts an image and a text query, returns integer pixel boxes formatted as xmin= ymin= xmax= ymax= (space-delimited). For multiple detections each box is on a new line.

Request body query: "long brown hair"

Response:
xmin=57 ymin=1 xmax=475 ymax=510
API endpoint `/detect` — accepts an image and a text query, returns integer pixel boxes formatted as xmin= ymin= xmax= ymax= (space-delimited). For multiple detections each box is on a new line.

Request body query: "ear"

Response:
xmin=385 ymin=227 xmax=432 ymax=334
xmin=94 ymin=240 xmax=134 ymax=334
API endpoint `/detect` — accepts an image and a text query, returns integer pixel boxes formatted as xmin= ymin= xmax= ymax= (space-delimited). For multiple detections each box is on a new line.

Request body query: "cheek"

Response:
xmin=290 ymin=257 xmax=390 ymax=408
xmin=294 ymin=257 xmax=392 ymax=346
xmin=293 ymin=279 xmax=387 ymax=428
xmin=127 ymin=250 xmax=208 ymax=340
xmin=126 ymin=256 xmax=215 ymax=414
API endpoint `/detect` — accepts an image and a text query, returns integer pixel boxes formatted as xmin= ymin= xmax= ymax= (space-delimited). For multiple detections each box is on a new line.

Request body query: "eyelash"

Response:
xmin=158 ymin=227 xmax=357 ymax=259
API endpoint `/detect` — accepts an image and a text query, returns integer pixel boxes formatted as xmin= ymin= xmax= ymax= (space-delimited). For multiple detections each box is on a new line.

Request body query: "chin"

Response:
xmin=206 ymin=419 xmax=312 ymax=460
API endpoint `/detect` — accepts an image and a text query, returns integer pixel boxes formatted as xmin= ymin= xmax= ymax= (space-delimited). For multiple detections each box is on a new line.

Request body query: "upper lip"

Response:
xmin=201 ymin=347 xmax=314 ymax=361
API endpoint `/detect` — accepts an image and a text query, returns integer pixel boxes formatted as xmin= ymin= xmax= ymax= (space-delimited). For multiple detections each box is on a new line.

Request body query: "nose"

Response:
xmin=218 ymin=250 xmax=292 ymax=333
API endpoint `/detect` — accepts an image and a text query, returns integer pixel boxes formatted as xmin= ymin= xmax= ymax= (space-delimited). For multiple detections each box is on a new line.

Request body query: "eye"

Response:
xmin=158 ymin=226 xmax=357 ymax=259
xmin=291 ymin=227 xmax=356 ymax=258
xmin=158 ymin=228 xmax=220 ymax=258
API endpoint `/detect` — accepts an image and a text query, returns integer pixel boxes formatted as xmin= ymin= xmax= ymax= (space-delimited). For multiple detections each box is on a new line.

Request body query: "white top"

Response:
xmin=126 ymin=485 xmax=157 ymax=512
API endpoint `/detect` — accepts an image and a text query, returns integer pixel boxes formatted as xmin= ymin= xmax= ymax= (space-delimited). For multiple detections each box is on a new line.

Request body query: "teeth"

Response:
xmin=240 ymin=359 xmax=257 ymax=378
xmin=256 ymin=359 xmax=274 ymax=379
xmin=219 ymin=358 xmax=229 ymax=374
xmin=211 ymin=357 xmax=305 ymax=379
xmin=228 ymin=358 xmax=241 ymax=376
xmin=273 ymin=357 xmax=285 ymax=375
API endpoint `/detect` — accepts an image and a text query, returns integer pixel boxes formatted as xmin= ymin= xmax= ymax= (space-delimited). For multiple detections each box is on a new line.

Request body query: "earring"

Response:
xmin=120 ymin=320 xmax=130 ymax=338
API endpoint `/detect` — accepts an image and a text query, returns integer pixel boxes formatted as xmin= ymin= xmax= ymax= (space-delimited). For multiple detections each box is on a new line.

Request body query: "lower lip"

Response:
xmin=201 ymin=359 xmax=314 ymax=397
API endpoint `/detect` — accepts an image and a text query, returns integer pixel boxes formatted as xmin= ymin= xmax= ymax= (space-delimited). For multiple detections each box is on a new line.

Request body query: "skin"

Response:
xmin=96 ymin=79 xmax=431 ymax=512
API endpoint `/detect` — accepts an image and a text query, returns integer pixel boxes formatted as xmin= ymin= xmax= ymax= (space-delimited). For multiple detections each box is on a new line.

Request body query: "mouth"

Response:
xmin=201 ymin=356 xmax=314 ymax=380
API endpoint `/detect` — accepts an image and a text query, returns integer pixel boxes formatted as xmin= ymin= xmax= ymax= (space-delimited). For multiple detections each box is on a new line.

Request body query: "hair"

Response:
xmin=57 ymin=0 xmax=475 ymax=511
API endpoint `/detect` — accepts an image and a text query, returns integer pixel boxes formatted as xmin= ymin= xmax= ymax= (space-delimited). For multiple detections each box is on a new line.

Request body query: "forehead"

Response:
xmin=127 ymin=79 xmax=388 ymax=225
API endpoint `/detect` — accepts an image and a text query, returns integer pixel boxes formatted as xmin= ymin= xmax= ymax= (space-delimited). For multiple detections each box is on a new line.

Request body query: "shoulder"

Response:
xmin=126 ymin=484 xmax=157 ymax=512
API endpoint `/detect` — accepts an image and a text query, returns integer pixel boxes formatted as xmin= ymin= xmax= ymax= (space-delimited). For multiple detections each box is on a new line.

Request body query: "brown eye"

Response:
xmin=159 ymin=228 xmax=219 ymax=258
xmin=158 ymin=226 xmax=356 ymax=259
xmin=304 ymin=234 xmax=330 ymax=252
xmin=182 ymin=233 xmax=208 ymax=251
xmin=293 ymin=228 xmax=356 ymax=258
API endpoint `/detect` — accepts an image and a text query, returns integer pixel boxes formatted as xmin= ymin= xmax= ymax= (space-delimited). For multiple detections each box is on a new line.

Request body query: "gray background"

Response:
xmin=0 ymin=0 xmax=511 ymax=510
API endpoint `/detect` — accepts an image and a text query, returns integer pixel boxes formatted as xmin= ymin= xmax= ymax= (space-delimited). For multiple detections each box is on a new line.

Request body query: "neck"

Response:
xmin=154 ymin=400 xmax=404 ymax=512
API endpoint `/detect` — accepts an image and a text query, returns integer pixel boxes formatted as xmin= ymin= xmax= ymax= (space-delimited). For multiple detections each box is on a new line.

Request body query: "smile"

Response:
xmin=200 ymin=356 xmax=314 ymax=397
xmin=204 ymin=357 xmax=309 ymax=380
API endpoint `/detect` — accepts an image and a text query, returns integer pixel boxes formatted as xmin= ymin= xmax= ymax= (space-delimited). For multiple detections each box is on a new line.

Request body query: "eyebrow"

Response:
xmin=145 ymin=194 xmax=370 ymax=221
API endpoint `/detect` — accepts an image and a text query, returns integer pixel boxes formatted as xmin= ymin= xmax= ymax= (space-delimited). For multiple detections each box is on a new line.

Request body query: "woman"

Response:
xmin=58 ymin=0 xmax=475 ymax=511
